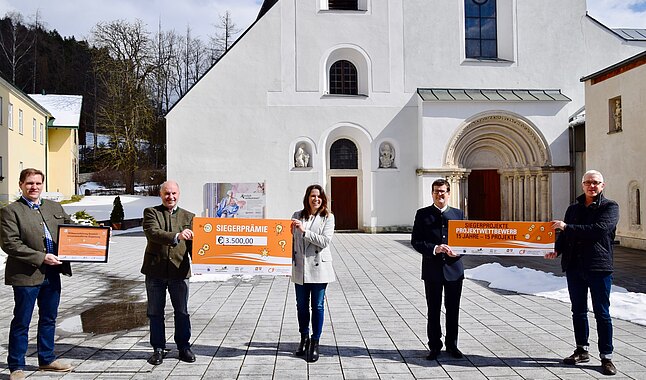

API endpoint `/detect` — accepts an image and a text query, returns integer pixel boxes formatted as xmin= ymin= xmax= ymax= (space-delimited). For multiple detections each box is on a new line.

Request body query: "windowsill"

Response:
xmin=321 ymin=94 xmax=369 ymax=99
xmin=291 ymin=167 xmax=313 ymax=172
xmin=318 ymin=9 xmax=368 ymax=14
xmin=462 ymin=57 xmax=515 ymax=66
xmin=607 ymin=129 xmax=623 ymax=135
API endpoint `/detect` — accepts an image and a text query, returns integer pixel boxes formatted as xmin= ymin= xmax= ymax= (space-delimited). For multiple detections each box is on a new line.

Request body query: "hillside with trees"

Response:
xmin=1 ymin=11 xmax=240 ymax=193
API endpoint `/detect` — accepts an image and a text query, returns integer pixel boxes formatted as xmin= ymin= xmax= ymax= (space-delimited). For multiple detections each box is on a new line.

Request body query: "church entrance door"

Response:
xmin=468 ymin=169 xmax=501 ymax=221
xmin=331 ymin=176 xmax=358 ymax=230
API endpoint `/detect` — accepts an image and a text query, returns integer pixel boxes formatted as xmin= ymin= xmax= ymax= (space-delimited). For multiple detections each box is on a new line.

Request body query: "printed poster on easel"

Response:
xmin=203 ymin=182 xmax=266 ymax=219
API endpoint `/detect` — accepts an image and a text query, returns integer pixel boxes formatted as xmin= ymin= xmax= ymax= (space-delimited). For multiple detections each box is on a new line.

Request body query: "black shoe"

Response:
xmin=601 ymin=359 xmax=617 ymax=376
xmin=563 ymin=348 xmax=590 ymax=364
xmin=308 ymin=339 xmax=320 ymax=362
xmin=179 ymin=348 xmax=196 ymax=363
xmin=426 ymin=347 xmax=441 ymax=360
xmin=148 ymin=348 xmax=165 ymax=365
xmin=295 ymin=336 xmax=310 ymax=356
xmin=446 ymin=346 xmax=464 ymax=359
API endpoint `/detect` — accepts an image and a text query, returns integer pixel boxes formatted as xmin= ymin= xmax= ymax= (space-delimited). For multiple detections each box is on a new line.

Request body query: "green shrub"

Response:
xmin=72 ymin=210 xmax=98 ymax=226
xmin=110 ymin=195 xmax=125 ymax=224
xmin=60 ymin=195 xmax=84 ymax=204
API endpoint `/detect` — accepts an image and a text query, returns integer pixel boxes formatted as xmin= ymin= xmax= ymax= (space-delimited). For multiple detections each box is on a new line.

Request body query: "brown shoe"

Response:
xmin=39 ymin=359 xmax=73 ymax=372
xmin=9 ymin=370 xmax=25 ymax=380
xmin=563 ymin=348 xmax=589 ymax=364
xmin=601 ymin=359 xmax=617 ymax=376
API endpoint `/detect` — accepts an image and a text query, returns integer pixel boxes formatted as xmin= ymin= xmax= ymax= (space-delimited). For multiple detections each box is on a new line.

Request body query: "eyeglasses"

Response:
xmin=432 ymin=190 xmax=448 ymax=195
xmin=582 ymin=180 xmax=602 ymax=186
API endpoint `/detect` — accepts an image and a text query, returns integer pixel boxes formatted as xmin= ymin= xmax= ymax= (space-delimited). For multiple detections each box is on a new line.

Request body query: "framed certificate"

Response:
xmin=57 ymin=225 xmax=110 ymax=262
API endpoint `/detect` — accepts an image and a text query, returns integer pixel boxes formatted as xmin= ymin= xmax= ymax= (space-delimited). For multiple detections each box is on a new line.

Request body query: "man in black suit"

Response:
xmin=411 ymin=178 xmax=465 ymax=360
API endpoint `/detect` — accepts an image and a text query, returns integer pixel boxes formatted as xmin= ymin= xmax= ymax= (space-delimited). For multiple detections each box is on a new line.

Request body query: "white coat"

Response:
xmin=291 ymin=211 xmax=336 ymax=285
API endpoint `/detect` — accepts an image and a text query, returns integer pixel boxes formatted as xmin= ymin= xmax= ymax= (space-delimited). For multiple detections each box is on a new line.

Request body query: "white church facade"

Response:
xmin=167 ymin=0 xmax=646 ymax=231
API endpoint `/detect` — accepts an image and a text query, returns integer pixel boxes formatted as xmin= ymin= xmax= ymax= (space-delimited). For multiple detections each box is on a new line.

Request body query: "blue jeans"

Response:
xmin=566 ymin=270 xmax=613 ymax=357
xmin=145 ymin=276 xmax=191 ymax=350
xmin=8 ymin=270 xmax=61 ymax=371
xmin=295 ymin=283 xmax=327 ymax=340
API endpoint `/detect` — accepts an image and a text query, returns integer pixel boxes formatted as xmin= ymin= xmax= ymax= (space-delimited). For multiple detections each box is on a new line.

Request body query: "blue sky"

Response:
xmin=1 ymin=0 xmax=645 ymax=42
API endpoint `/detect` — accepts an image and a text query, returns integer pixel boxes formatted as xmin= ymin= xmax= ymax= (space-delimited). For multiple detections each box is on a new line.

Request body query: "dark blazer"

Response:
xmin=411 ymin=205 xmax=465 ymax=282
xmin=141 ymin=205 xmax=194 ymax=279
xmin=1 ymin=198 xmax=72 ymax=286
xmin=555 ymin=192 xmax=619 ymax=273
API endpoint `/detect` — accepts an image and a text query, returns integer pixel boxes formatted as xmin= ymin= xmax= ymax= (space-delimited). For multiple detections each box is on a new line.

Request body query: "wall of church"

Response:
xmin=167 ymin=0 xmax=646 ymax=231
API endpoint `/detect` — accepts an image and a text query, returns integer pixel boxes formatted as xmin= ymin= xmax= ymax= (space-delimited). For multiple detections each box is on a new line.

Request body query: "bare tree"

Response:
xmin=91 ymin=19 xmax=157 ymax=194
xmin=0 ymin=12 xmax=34 ymax=84
xmin=210 ymin=10 xmax=241 ymax=63
xmin=30 ymin=9 xmax=44 ymax=93
xmin=169 ymin=25 xmax=210 ymax=99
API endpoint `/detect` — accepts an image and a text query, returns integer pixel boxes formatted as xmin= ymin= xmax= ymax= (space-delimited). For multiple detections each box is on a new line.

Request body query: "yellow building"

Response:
xmin=0 ymin=76 xmax=81 ymax=202
xmin=581 ymin=50 xmax=646 ymax=250
xmin=30 ymin=94 xmax=83 ymax=200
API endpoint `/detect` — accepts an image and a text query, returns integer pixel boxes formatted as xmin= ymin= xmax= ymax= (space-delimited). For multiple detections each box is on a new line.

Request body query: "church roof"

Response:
xmin=611 ymin=28 xmax=646 ymax=41
xmin=257 ymin=0 xmax=279 ymax=20
xmin=417 ymin=88 xmax=571 ymax=102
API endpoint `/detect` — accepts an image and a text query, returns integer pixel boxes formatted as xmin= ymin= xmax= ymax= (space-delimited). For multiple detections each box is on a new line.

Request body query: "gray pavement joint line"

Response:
xmin=462 ymin=282 xmax=573 ymax=365
xmin=242 ymin=277 xmax=280 ymax=369
xmin=272 ymin=277 xmax=307 ymax=378
xmin=193 ymin=277 xmax=255 ymax=374
xmin=331 ymin=236 xmax=419 ymax=378
xmin=336 ymin=236 xmax=427 ymax=339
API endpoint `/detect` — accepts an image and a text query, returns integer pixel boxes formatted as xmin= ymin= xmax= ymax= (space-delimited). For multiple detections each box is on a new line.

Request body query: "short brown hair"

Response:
xmin=19 ymin=168 xmax=45 ymax=184
xmin=431 ymin=178 xmax=450 ymax=192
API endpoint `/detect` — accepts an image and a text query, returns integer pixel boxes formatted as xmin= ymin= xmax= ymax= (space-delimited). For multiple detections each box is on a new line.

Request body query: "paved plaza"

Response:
xmin=1 ymin=233 xmax=645 ymax=379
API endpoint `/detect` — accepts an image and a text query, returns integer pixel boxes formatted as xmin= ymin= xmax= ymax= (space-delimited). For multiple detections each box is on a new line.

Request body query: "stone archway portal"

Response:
xmin=445 ymin=114 xmax=552 ymax=222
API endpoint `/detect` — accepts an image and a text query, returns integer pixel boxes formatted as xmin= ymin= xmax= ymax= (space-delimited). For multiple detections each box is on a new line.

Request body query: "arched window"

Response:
xmin=465 ymin=0 xmax=497 ymax=59
xmin=329 ymin=0 xmax=358 ymax=10
xmin=329 ymin=60 xmax=358 ymax=95
xmin=330 ymin=138 xmax=358 ymax=169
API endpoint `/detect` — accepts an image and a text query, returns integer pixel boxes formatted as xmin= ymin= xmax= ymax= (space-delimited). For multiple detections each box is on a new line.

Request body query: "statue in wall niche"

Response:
xmin=379 ymin=142 xmax=396 ymax=168
xmin=294 ymin=144 xmax=310 ymax=168
xmin=613 ymin=99 xmax=622 ymax=131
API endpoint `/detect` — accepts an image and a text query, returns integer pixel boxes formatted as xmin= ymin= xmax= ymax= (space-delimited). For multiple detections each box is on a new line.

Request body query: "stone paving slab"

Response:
xmin=1 ymin=233 xmax=645 ymax=379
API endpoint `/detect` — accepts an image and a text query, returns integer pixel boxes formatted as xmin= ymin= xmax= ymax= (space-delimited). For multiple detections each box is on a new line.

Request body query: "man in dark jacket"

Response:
xmin=141 ymin=181 xmax=195 ymax=365
xmin=547 ymin=170 xmax=619 ymax=376
xmin=1 ymin=168 xmax=74 ymax=379
xmin=411 ymin=178 xmax=465 ymax=360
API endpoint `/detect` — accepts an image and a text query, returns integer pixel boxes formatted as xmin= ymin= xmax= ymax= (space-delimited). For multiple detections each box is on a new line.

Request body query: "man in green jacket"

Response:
xmin=1 ymin=168 xmax=74 ymax=380
xmin=141 ymin=180 xmax=195 ymax=365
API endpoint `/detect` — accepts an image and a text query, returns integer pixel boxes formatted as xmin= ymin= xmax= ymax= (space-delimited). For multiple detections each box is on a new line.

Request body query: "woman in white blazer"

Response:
xmin=290 ymin=184 xmax=335 ymax=362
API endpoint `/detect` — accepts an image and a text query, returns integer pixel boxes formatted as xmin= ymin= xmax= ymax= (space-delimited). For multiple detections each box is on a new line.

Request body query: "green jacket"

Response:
xmin=1 ymin=198 xmax=72 ymax=286
xmin=141 ymin=205 xmax=194 ymax=279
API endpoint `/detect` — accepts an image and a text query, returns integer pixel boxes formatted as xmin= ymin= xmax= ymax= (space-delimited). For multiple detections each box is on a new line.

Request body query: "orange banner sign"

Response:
xmin=192 ymin=217 xmax=293 ymax=275
xmin=57 ymin=225 xmax=110 ymax=262
xmin=448 ymin=220 xmax=555 ymax=256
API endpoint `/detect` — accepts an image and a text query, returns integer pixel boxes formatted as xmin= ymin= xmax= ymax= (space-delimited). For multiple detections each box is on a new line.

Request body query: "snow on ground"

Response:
xmin=466 ymin=263 xmax=646 ymax=326
xmin=62 ymin=195 xmax=160 ymax=221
